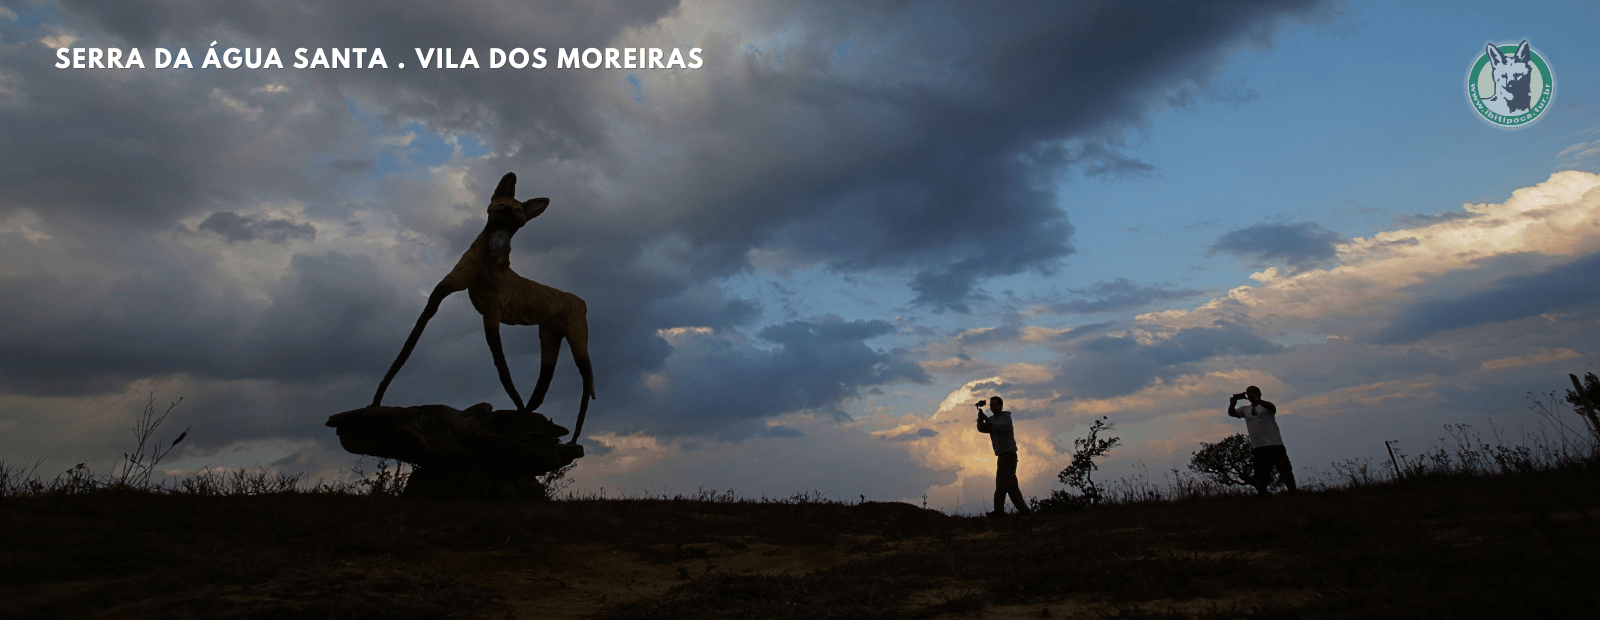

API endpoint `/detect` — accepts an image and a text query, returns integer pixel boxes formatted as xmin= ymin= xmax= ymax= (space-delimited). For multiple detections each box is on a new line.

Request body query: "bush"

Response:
xmin=1034 ymin=416 xmax=1120 ymax=512
xmin=1188 ymin=433 xmax=1254 ymax=488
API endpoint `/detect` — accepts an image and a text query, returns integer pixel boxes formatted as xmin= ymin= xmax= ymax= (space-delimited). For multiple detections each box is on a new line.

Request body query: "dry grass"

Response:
xmin=2 ymin=458 xmax=1596 ymax=619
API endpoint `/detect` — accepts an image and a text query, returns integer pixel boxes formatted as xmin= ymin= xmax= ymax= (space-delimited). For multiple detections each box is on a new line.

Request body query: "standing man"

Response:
xmin=977 ymin=396 xmax=1032 ymax=517
xmin=1227 ymin=385 xmax=1297 ymax=495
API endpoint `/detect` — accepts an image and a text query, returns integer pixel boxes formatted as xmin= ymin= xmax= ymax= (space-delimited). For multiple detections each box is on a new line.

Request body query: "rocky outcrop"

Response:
xmin=326 ymin=403 xmax=583 ymax=500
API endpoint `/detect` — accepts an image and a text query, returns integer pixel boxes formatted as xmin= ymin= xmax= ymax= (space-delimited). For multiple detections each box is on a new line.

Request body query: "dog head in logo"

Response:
xmin=1482 ymin=40 xmax=1532 ymax=116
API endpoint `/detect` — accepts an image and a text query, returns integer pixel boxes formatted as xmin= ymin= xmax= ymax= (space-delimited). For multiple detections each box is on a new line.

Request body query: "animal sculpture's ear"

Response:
xmin=1486 ymin=43 xmax=1504 ymax=64
xmin=523 ymin=197 xmax=550 ymax=219
xmin=1514 ymin=40 xmax=1530 ymax=63
xmin=493 ymin=172 xmax=517 ymax=199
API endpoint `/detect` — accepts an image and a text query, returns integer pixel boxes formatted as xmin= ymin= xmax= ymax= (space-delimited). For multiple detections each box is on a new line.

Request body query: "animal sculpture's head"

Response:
xmin=485 ymin=172 xmax=550 ymax=231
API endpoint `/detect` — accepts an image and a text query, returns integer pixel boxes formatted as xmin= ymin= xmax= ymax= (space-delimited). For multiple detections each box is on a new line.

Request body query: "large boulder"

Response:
xmin=325 ymin=403 xmax=584 ymax=500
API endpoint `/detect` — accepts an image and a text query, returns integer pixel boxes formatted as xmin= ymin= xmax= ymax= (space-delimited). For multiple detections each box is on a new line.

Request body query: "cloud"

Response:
xmin=1392 ymin=210 xmax=1475 ymax=228
xmin=634 ymin=317 xmax=930 ymax=439
xmin=327 ymin=159 xmax=376 ymax=173
xmin=762 ymin=425 xmax=806 ymax=438
xmin=1150 ymin=171 xmax=1600 ymax=337
xmin=195 ymin=211 xmax=317 ymax=244
xmin=883 ymin=427 xmax=938 ymax=441
xmin=1207 ymin=221 xmax=1345 ymax=272
xmin=246 ymin=252 xmax=415 ymax=380
xmin=579 ymin=418 xmax=955 ymax=502
xmin=1031 ymin=323 xmax=1284 ymax=400
xmin=1481 ymin=348 xmax=1581 ymax=371
xmin=0 ymin=247 xmax=419 ymax=398
xmin=1036 ymin=278 xmax=1207 ymax=315
xmin=1556 ymin=139 xmax=1600 ymax=165
xmin=1143 ymin=324 xmax=1285 ymax=365
xmin=0 ymin=268 xmax=246 ymax=396
xmin=1377 ymin=251 xmax=1600 ymax=344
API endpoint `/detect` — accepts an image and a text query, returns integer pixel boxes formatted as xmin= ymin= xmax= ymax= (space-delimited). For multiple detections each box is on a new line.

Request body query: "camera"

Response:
xmin=975 ymin=399 xmax=988 ymax=408
xmin=1233 ymin=392 xmax=1248 ymax=400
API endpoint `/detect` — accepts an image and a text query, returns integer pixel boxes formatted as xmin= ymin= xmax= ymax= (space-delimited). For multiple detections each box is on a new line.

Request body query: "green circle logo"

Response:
xmin=1468 ymin=40 xmax=1553 ymax=128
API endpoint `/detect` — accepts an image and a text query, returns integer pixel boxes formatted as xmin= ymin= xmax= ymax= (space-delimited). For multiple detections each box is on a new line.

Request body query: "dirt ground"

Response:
xmin=3 ymin=468 xmax=1598 ymax=619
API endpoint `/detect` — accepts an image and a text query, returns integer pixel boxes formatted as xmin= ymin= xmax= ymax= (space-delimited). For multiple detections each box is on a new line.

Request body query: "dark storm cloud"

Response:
xmin=1263 ymin=337 xmax=1468 ymax=387
xmin=246 ymin=252 xmax=412 ymax=379
xmin=0 ymin=247 xmax=418 ymax=397
xmin=665 ymin=0 xmax=1336 ymax=311
xmin=1079 ymin=324 xmax=1283 ymax=364
xmin=646 ymin=283 xmax=762 ymax=330
xmin=763 ymin=425 xmax=805 ymax=438
xmin=196 ymin=211 xmax=317 ymax=244
xmin=1056 ymin=323 xmax=1283 ymax=398
xmin=751 ymin=317 xmax=932 ymax=407
xmin=1377 ymin=251 xmax=1600 ymax=344
xmin=639 ymin=318 xmax=931 ymax=439
xmin=0 ymin=268 xmax=245 ymax=395
xmin=1207 ymin=221 xmax=1345 ymax=271
xmin=0 ymin=0 xmax=679 ymax=229
xmin=0 ymin=20 xmax=357 ymax=228
xmin=1041 ymin=278 xmax=1207 ymax=315
xmin=1143 ymin=323 xmax=1283 ymax=365
xmin=1028 ymin=139 xmax=1157 ymax=179
xmin=0 ymin=0 xmax=1336 ymax=443
xmin=327 ymin=159 xmax=376 ymax=173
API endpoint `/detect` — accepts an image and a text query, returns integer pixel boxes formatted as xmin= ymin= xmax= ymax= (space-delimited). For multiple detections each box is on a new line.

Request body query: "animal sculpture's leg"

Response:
xmin=569 ymin=335 xmax=596 ymax=402
xmin=484 ymin=315 xmax=526 ymax=412
xmin=372 ymin=283 xmax=459 ymax=407
xmin=525 ymin=325 xmax=563 ymax=412
xmin=566 ymin=324 xmax=596 ymax=442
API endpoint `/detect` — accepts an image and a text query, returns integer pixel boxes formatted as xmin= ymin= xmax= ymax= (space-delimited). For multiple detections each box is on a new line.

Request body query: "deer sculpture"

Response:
xmin=371 ymin=172 xmax=595 ymax=442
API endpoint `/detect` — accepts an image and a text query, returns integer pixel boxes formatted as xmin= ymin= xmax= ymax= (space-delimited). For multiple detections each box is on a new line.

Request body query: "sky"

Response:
xmin=2 ymin=0 xmax=1598 ymax=513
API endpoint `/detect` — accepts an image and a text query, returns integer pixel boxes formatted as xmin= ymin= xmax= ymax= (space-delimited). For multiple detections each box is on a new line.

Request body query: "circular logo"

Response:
xmin=1468 ymin=40 xmax=1554 ymax=128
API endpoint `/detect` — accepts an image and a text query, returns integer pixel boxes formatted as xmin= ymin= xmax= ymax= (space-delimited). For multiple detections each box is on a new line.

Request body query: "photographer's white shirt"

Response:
xmin=1235 ymin=403 xmax=1284 ymax=449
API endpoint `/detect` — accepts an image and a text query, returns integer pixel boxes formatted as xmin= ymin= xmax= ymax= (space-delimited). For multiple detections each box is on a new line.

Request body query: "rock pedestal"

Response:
xmin=325 ymin=403 xmax=584 ymax=500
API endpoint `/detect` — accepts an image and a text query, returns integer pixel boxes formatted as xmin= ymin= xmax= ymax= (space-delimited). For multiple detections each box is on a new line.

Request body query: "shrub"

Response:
xmin=1188 ymin=433 xmax=1255 ymax=488
xmin=1034 ymin=416 xmax=1120 ymax=512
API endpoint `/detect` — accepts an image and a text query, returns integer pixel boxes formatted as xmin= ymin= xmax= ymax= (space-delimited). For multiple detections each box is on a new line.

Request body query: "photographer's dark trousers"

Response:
xmin=994 ymin=451 xmax=1030 ymax=514
xmin=1250 ymin=445 xmax=1297 ymax=495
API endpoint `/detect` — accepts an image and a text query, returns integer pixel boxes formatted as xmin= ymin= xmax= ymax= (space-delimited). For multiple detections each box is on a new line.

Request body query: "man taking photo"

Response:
xmin=977 ymin=396 xmax=1032 ymax=517
xmin=1227 ymin=385 xmax=1297 ymax=495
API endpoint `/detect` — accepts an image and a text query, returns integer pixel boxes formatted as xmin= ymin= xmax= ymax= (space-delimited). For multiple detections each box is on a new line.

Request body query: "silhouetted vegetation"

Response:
xmin=1187 ymin=433 xmax=1254 ymax=488
xmin=1186 ymin=433 xmax=1290 ymax=494
xmin=1563 ymin=371 xmax=1600 ymax=444
xmin=111 ymin=394 xmax=189 ymax=491
xmin=1033 ymin=416 xmax=1122 ymax=512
